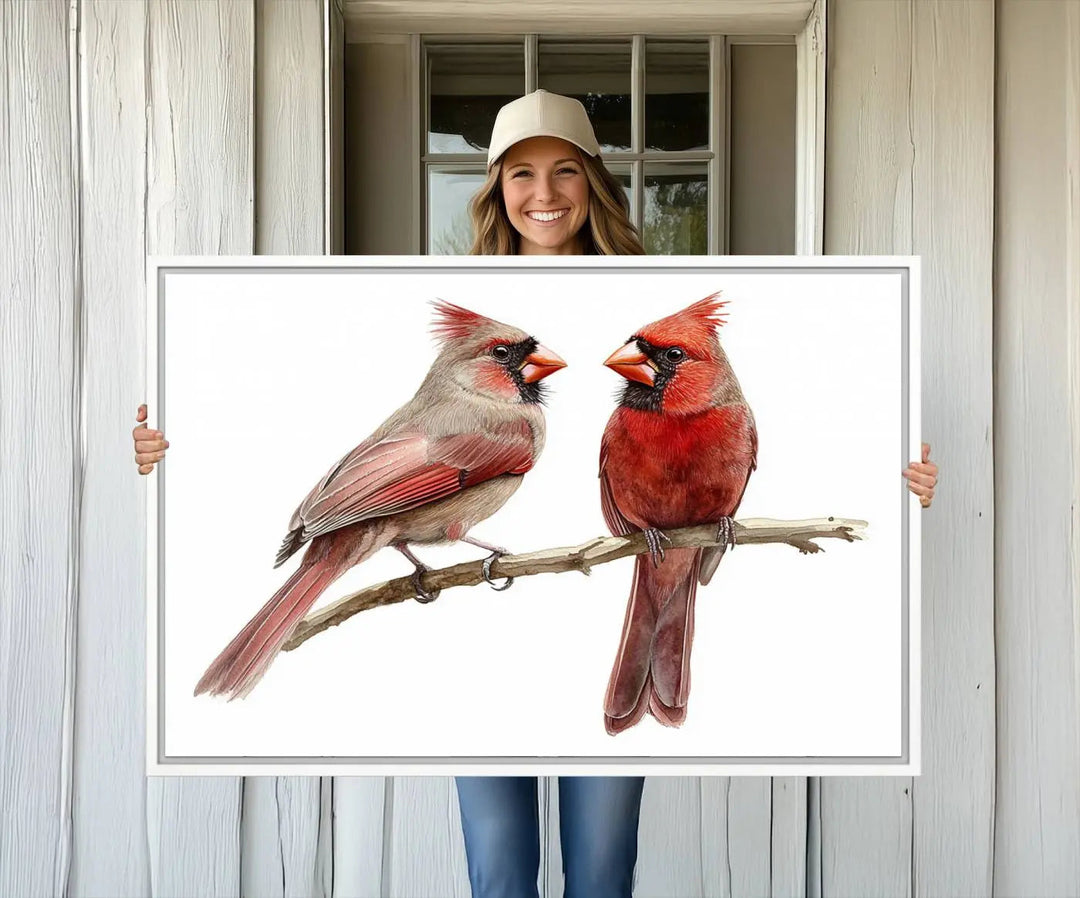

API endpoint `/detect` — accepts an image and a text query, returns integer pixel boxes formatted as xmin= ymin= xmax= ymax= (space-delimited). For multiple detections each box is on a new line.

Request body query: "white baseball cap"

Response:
xmin=486 ymin=89 xmax=601 ymax=169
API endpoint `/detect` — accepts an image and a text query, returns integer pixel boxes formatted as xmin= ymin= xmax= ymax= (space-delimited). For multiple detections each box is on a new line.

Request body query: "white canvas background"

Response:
xmin=157 ymin=267 xmax=909 ymax=760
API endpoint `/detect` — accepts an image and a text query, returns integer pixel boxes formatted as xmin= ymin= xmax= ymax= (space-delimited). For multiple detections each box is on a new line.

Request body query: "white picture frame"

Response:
xmin=146 ymin=255 xmax=920 ymax=776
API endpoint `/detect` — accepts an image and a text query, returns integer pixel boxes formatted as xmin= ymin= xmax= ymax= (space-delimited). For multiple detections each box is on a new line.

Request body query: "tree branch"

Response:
xmin=281 ymin=516 xmax=866 ymax=653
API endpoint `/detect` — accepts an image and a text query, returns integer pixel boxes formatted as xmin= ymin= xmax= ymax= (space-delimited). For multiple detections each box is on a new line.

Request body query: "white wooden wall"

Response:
xmin=823 ymin=1 xmax=996 ymax=893
xmin=2 ymin=1 xmax=1079 ymax=896
xmin=994 ymin=0 xmax=1080 ymax=893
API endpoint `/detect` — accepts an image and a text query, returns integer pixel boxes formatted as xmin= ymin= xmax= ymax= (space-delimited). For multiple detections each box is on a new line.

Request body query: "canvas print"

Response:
xmin=147 ymin=258 xmax=919 ymax=775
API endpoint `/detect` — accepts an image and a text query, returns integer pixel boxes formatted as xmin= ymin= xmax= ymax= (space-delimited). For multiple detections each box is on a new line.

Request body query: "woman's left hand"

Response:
xmin=903 ymin=442 xmax=938 ymax=508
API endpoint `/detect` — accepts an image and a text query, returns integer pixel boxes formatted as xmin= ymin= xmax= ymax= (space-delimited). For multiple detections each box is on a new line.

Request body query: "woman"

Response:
xmin=451 ymin=90 xmax=650 ymax=898
xmin=132 ymin=90 xmax=939 ymax=898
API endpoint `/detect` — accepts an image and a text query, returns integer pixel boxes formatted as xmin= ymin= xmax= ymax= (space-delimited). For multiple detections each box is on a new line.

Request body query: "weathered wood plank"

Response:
xmin=255 ymin=0 xmax=324 ymax=257
xmin=144 ymin=0 xmax=254 ymax=256
xmin=69 ymin=2 xmax=153 ymax=895
xmin=242 ymin=2 xmax=327 ymax=894
xmin=820 ymin=779 xmax=912 ymax=898
xmin=636 ymin=778 xmax=704 ymax=897
xmin=825 ymin=0 xmax=913 ymax=254
xmin=770 ymin=777 xmax=807 ymax=898
xmin=699 ymin=778 xmax=773 ymax=898
xmin=386 ymin=777 xmax=470 ymax=898
xmin=994 ymin=1 xmax=1080 ymax=892
xmin=0 ymin=2 xmax=78 ymax=896
xmin=241 ymin=778 xmax=326 ymax=898
xmin=821 ymin=0 xmax=914 ymax=893
xmin=332 ymin=778 xmax=385 ymax=898
xmin=145 ymin=2 xmax=254 ymax=894
xmin=909 ymin=2 xmax=996 ymax=896
xmin=726 ymin=779 xmax=772 ymax=896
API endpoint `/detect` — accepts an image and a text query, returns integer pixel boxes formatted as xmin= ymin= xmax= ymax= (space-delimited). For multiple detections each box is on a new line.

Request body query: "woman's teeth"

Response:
xmin=526 ymin=209 xmax=568 ymax=222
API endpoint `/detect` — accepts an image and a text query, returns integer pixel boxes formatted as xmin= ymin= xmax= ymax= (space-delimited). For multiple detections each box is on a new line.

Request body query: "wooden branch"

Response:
xmin=281 ymin=516 xmax=866 ymax=653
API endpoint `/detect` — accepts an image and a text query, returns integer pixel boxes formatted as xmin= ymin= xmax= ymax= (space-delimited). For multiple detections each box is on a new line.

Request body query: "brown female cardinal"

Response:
xmin=599 ymin=294 xmax=757 ymax=734
xmin=194 ymin=301 xmax=566 ymax=700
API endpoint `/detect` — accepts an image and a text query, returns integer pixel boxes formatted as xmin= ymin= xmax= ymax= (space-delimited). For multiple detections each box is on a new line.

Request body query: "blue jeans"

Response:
xmin=455 ymin=776 xmax=645 ymax=898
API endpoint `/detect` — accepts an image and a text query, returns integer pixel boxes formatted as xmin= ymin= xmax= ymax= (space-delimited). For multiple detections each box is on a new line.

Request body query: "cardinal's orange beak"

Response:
xmin=604 ymin=342 xmax=656 ymax=386
xmin=520 ymin=344 xmax=567 ymax=383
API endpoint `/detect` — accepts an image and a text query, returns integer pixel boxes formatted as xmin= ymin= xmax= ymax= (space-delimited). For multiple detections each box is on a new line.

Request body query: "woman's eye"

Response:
xmin=510 ymin=170 xmax=531 ymax=179
xmin=491 ymin=345 xmax=511 ymax=362
xmin=557 ymin=167 xmax=579 ymax=176
xmin=665 ymin=347 xmax=685 ymax=363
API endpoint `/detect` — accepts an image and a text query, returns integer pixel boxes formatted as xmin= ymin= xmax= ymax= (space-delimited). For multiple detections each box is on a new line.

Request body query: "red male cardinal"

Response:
xmin=599 ymin=294 xmax=757 ymax=734
xmin=194 ymin=301 xmax=566 ymax=700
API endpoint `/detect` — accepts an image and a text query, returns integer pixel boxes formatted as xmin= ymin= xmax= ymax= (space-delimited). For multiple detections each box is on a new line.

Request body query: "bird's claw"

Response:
xmin=481 ymin=552 xmax=514 ymax=591
xmin=411 ymin=565 xmax=440 ymax=603
xmin=713 ymin=516 xmax=737 ymax=560
xmin=482 ymin=553 xmax=514 ymax=591
xmin=644 ymin=528 xmax=671 ymax=568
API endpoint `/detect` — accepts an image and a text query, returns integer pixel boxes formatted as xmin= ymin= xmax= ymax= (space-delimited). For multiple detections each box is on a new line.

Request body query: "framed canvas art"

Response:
xmin=145 ymin=256 xmax=920 ymax=776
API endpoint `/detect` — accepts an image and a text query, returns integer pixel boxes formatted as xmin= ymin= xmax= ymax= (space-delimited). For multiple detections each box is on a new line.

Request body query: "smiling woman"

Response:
xmin=466 ymin=90 xmax=645 ymax=256
xmin=500 ymin=137 xmax=592 ymax=254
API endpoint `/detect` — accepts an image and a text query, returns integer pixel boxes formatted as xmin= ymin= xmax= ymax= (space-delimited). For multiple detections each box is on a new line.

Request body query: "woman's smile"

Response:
xmin=525 ymin=208 xmax=570 ymax=223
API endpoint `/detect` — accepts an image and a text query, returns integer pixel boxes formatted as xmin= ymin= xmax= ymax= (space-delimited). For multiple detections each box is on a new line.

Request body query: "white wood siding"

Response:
xmin=909 ymin=3 xmax=996 ymax=894
xmin=0 ymin=3 xmax=79 ymax=897
xmin=70 ymin=2 xmax=152 ymax=895
xmin=823 ymin=1 xmax=996 ymax=895
xmin=994 ymin=1 xmax=1080 ymax=893
xmin=144 ymin=1 xmax=253 ymax=893
xmin=3 ymin=0 xmax=1079 ymax=896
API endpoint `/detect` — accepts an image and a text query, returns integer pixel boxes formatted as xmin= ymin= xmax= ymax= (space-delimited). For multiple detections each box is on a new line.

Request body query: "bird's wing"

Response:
xmin=699 ymin=406 xmax=758 ymax=586
xmin=599 ymin=434 xmax=638 ymax=537
xmin=729 ymin=407 xmax=758 ymax=515
xmin=276 ymin=421 xmax=535 ymax=563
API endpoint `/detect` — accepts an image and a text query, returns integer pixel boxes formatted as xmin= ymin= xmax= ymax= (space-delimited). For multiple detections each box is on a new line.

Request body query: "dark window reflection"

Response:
xmin=428 ymin=43 xmax=525 ymax=153
xmin=645 ymin=41 xmax=709 ymax=152
xmin=539 ymin=41 xmax=632 ymax=153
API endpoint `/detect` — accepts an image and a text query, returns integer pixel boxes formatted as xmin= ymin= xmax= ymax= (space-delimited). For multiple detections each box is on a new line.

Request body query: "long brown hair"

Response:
xmin=468 ymin=151 xmax=645 ymax=255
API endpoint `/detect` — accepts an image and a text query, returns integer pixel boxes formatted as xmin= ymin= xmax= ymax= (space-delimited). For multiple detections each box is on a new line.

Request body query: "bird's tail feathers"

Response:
xmin=194 ymin=558 xmax=346 ymax=700
xmin=648 ymin=548 xmax=700 ymax=720
xmin=604 ymin=548 xmax=701 ymax=735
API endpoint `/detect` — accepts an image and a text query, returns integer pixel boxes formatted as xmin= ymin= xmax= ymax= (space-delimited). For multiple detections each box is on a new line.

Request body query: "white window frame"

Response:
xmin=340 ymin=0 xmax=825 ymax=256
xmin=421 ymin=35 xmax=730 ymax=255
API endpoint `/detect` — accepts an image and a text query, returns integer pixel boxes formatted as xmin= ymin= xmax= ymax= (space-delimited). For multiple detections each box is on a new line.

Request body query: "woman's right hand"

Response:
xmin=133 ymin=403 xmax=169 ymax=474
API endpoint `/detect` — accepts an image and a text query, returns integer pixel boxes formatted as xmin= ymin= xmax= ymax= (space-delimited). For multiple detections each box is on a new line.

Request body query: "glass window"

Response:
xmin=644 ymin=163 xmax=708 ymax=254
xmin=645 ymin=40 xmax=710 ymax=152
xmin=427 ymin=43 xmax=524 ymax=153
xmin=428 ymin=168 xmax=487 ymax=256
xmin=538 ymin=40 xmax=632 ymax=153
xmin=420 ymin=36 xmax=794 ymax=255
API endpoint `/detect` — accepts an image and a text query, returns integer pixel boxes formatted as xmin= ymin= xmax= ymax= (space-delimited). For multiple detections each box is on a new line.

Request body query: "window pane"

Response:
xmin=645 ymin=40 xmax=709 ymax=152
xmin=428 ymin=43 xmax=524 ymax=154
xmin=538 ymin=40 xmax=632 ymax=153
xmin=428 ymin=168 xmax=486 ymax=254
xmin=643 ymin=164 xmax=708 ymax=255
